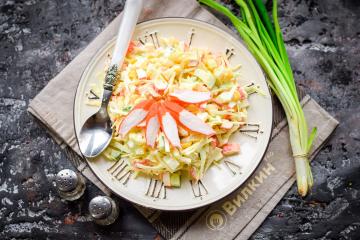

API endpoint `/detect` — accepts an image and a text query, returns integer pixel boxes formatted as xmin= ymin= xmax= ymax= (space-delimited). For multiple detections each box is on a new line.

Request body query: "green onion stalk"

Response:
xmin=198 ymin=0 xmax=317 ymax=196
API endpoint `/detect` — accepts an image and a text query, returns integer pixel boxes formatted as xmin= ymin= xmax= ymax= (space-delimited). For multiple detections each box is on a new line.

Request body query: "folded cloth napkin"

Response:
xmin=28 ymin=0 xmax=339 ymax=239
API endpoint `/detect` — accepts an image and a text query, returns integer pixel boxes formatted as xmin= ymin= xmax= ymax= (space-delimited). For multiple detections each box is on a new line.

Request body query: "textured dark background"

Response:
xmin=0 ymin=0 xmax=359 ymax=239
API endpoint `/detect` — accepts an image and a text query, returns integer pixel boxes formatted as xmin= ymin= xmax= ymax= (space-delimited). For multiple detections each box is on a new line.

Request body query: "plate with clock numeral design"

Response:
xmin=74 ymin=18 xmax=273 ymax=211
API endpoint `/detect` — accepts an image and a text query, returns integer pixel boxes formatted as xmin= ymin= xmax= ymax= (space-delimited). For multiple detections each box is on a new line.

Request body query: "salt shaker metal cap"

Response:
xmin=56 ymin=169 xmax=78 ymax=192
xmin=55 ymin=169 xmax=86 ymax=201
xmin=89 ymin=196 xmax=112 ymax=219
xmin=89 ymin=196 xmax=119 ymax=225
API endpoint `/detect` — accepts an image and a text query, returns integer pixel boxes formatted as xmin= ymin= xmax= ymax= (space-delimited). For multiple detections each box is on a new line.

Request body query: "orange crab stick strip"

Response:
xmin=169 ymin=89 xmax=211 ymax=104
xmin=118 ymin=99 xmax=154 ymax=137
xmin=145 ymin=102 xmax=160 ymax=148
xmin=163 ymin=101 xmax=215 ymax=136
xmin=158 ymin=103 xmax=181 ymax=148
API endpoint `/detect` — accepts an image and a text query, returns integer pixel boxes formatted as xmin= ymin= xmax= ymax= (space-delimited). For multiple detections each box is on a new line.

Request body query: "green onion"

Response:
xmin=199 ymin=0 xmax=317 ymax=196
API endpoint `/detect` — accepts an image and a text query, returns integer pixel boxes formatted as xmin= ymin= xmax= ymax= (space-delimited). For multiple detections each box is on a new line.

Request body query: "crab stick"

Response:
xmin=158 ymin=103 xmax=181 ymax=148
xmin=222 ymin=143 xmax=241 ymax=156
xmin=163 ymin=101 xmax=215 ymax=136
xmin=118 ymin=99 xmax=154 ymax=137
xmin=169 ymin=89 xmax=211 ymax=104
xmin=145 ymin=102 xmax=160 ymax=148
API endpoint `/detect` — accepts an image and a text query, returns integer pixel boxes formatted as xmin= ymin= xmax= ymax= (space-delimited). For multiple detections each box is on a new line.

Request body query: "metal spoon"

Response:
xmin=78 ymin=0 xmax=143 ymax=158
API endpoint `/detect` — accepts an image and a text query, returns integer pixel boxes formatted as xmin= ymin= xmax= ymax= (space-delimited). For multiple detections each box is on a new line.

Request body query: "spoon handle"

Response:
xmin=111 ymin=0 xmax=144 ymax=66
xmin=102 ymin=0 xmax=143 ymax=106
xmin=101 ymin=65 xmax=118 ymax=107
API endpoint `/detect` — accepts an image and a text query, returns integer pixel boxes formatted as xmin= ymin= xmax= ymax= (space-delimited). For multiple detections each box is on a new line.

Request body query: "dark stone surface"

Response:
xmin=0 ymin=0 xmax=359 ymax=239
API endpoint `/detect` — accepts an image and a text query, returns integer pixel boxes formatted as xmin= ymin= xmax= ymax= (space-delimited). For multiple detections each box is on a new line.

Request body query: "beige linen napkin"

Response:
xmin=28 ymin=0 xmax=339 ymax=239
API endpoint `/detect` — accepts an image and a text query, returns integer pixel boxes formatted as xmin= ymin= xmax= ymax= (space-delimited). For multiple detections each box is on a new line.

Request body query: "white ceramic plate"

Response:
xmin=74 ymin=18 xmax=273 ymax=211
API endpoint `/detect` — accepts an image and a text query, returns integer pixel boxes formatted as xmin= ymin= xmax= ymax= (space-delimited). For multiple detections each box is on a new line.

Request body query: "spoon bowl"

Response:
xmin=78 ymin=107 xmax=113 ymax=158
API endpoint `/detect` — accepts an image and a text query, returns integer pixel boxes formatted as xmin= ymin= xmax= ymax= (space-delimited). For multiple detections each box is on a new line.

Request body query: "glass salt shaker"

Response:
xmin=89 ymin=196 xmax=119 ymax=225
xmin=55 ymin=169 xmax=86 ymax=201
